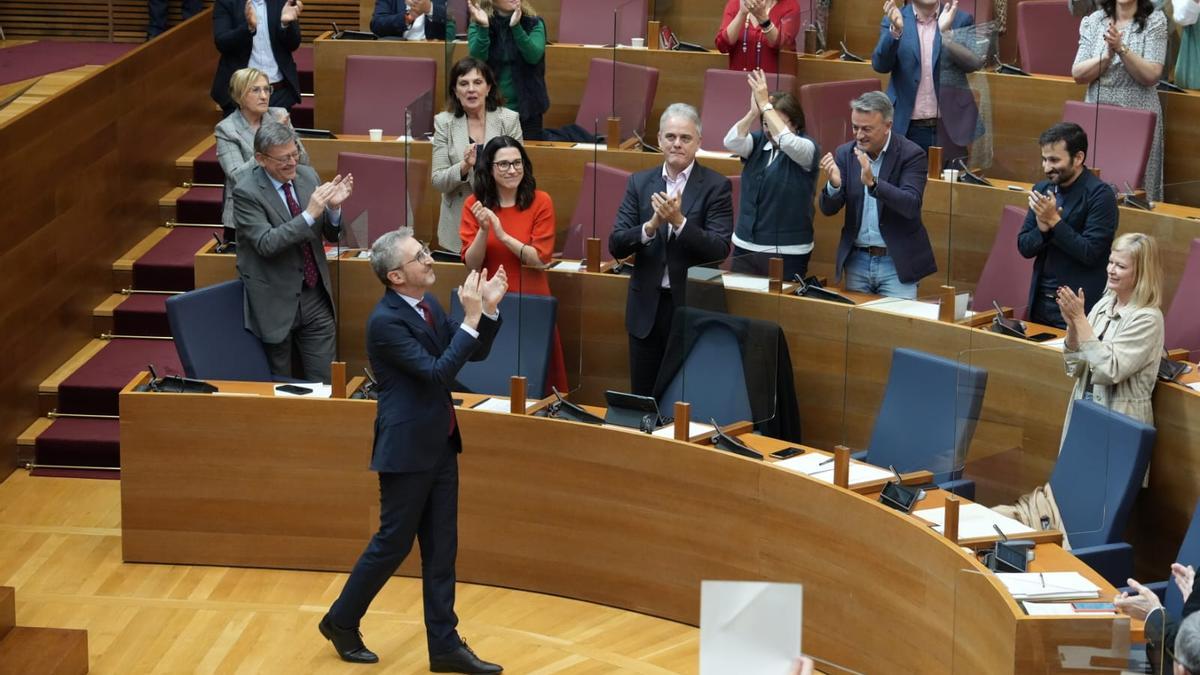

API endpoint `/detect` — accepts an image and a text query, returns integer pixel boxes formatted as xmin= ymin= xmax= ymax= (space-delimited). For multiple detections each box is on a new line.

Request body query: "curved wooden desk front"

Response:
xmin=119 ymin=377 xmax=1129 ymax=674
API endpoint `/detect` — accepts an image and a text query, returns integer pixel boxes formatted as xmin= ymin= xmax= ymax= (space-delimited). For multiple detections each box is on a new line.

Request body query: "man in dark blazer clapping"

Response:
xmin=211 ymin=0 xmax=304 ymax=114
xmin=818 ymin=90 xmax=935 ymax=299
xmin=609 ymin=103 xmax=733 ymax=396
xmin=371 ymin=0 xmax=449 ymax=39
xmin=320 ymin=229 xmax=505 ymax=673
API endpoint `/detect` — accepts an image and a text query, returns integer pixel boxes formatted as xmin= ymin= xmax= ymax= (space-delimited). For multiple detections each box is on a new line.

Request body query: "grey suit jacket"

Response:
xmin=232 ymin=164 xmax=339 ymax=343
xmin=214 ymin=108 xmax=309 ymax=227
xmin=429 ymin=107 xmax=522 ymax=252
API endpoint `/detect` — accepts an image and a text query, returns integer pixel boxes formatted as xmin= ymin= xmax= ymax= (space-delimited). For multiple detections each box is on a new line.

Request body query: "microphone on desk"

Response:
xmin=147 ymin=363 xmax=160 ymax=391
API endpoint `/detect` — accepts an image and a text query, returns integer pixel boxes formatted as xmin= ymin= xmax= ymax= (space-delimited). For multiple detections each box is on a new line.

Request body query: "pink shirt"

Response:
xmin=912 ymin=11 xmax=940 ymax=120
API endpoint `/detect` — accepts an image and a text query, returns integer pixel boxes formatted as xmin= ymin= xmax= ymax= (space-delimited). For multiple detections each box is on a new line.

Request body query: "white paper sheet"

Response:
xmin=860 ymin=297 xmax=942 ymax=320
xmin=695 ymin=149 xmax=738 ymax=160
xmin=1189 ymin=382 xmax=1200 ymax=392
xmin=996 ymin=572 xmax=1100 ymax=601
xmin=652 ymin=421 xmax=716 ymax=439
xmin=720 ymin=274 xmax=771 ymax=292
xmin=470 ymin=397 xmax=539 ymax=413
xmin=552 ymin=260 xmax=584 ymax=273
xmin=774 ymin=453 xmax=895 ymax=486
xmin=1021 ymin=601 xmax=1080 ymax=616
xmin=700 ymin=581 xmax=802 ymax=675
xmin=273 ymin=382 xmax=332 ymax=398
xmin=913 ymin=503 xmax=1038 ymax=540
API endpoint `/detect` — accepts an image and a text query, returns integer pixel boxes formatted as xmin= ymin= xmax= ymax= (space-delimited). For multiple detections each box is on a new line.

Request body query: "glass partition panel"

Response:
xmin=672 ymin=253 xmax=783 ymax=434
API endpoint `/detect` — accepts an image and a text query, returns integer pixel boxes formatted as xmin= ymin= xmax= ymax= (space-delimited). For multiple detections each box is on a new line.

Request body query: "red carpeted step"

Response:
xmin=292 ymin=97 xmax=315 ymax=129
xmin=0 ymin=41 xmax=136 ymax=85
xmin=193 ymin=145 xmax=224 ymax=185
xmin=34 ymin=418 xmax=120 ymax=469
xmin=132 ymin=226 xmax=221 ymax=291
xmin=296 ymin=45 xmax=314 ymax=94
xmin=57 ymin=339 xmax=183 ymax=416
xmin=113 ymin=294 xmax=171 ymax=337
xmin=175 ymin=186 xmax=223 ymax=224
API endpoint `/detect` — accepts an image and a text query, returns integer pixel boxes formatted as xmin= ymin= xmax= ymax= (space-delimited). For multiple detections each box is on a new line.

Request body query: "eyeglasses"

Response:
xmin=263 ymin=151 xmax=300 ymax=164
xmin=493 ymin=159 xmax=524 ymax=173
xmin=395 ymin=243 xmax=433 ymax=269
xmin=248 ymin=85 xmax=274 ymax=96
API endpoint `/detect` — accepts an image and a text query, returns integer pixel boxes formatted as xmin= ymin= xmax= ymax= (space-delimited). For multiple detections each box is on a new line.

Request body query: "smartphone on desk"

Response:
xmin=770 ymin=447 xmax=805 ymax=460
xmin=277 ymin=384 xmax=312 ymax=395
xmin=1027 ymin=332 xmax=1059 ymax=342
xmin=1071 ymin=602 xmax=1116 ymax=612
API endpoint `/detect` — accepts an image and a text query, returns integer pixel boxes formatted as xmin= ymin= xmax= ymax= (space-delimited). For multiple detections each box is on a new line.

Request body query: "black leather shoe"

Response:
xmin=429 ymin=640 xmax=503 ymax=673
xmin=318 ymin=614 xmax=379 ymax=664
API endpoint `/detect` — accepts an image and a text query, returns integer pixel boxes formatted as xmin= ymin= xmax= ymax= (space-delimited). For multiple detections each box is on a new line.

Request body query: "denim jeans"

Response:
xmin=843 ymin=249 xmax=918 ymax=299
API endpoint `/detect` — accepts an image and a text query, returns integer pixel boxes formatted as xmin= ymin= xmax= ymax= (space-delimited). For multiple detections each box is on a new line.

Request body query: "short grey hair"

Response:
xmin=369 ymin=227 xmax=416 ymax=285
xmin=850 ymin=91 xmax=894 ymax=122
xmin=1177 ymin=612 xmax=1200 ymax=674
xmin=254 ymin=120 xmax=298 ymax=154
xmin=659 ymin=102 xmax=702 ymax=136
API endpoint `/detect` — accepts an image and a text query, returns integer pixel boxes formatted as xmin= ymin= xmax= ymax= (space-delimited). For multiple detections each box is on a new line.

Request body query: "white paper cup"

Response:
xmin=368 ymin=128 xmax=383 ymax=142
xmin=941 ymin=169 xmax=952 ymax=182
xmin=631 ymin=37 xmax=645 ymax=48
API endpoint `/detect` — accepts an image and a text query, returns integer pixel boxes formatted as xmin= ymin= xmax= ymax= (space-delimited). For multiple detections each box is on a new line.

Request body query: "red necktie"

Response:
xmin=282 ymin=182 xmax=319 ymax=288
xmin=417 ymin=299 xmax=457 ymax=436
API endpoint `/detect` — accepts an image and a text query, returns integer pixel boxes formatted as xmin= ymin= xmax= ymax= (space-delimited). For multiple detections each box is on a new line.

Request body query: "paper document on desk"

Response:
xmin=996 ymin=572 xmax=1100 ymax=600
xmin=913 ymin=503 xmax=1038 ymax=539
xmin=652 ymin=421 xmax=715 ymax=439
xmin=695 ymin=149 xmax=737 ymax=160
xmin=721 ymin=274 xmax=771 ymax=292
xmin=774 ymin=453 xmax=894 ymax=486
xmin=861 ymin=298 xmax=942 ymax=321
xmin=1189 ymin=382 xmax=1200 ymax=392
xmin=471 ymin=397 xmax=538 ymax=413
xmin=273 ymin=383 xmax=332 ymax=398
xmin=1042 ymin=337 xmax=1067 ymax=349
xmin=552 ymin=260 xmax=584 ymax=273
xmin=700 ymin=580 xmax=802 ymax=675
xmin=1021 ymin=601 xmax=1080 ymax=616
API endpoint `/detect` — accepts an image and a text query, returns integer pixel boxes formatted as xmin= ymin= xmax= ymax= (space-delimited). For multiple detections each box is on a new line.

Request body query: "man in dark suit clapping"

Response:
xmin=212 ymin=0 xmax=304 ymax=114
xmin=319 ymin=229 xmax=505 ymax=673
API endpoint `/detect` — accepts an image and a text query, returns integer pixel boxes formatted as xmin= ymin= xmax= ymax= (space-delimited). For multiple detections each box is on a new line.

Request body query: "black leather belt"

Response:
xmin=910 ymin=118 xmax=938 ymax=128
xmin=854 ymin=245 xmax=888 ymax=257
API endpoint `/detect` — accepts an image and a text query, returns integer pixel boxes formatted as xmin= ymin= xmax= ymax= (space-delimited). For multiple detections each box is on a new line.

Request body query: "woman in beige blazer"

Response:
xmin=1058 ymin=232 xmax=1165 ymax=431
xmin=431 ymin=57 xmax=522 ymax=253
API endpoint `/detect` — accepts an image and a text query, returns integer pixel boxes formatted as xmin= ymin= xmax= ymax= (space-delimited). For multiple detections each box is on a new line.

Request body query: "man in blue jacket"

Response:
xmin=819 ymin=91 xmax=936 ymax=299
xmin=319 ymin=228 xmax=504 ymax=673
xmin=371 ymin=0 xmax=449 ymax=39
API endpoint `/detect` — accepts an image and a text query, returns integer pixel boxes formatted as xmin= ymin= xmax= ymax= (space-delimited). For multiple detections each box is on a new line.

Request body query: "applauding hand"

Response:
xmin=819 ymin=152 xmax=842 ymax=189
xmin=481 ymin=265 xmax=508 ymax=314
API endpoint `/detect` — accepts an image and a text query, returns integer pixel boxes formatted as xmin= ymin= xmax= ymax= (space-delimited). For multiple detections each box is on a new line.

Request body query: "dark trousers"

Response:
xmin=147 ymin=0 xmax=202 ymax=38
xmin=905 ymin=123 xmax=937 ymax=154
xmin=1030 ymin=291 xmax=1067 ymax=329
xmin=628 ymin=288 xmax=675 ymax=396
xmin=520 ymin=114 xmax=545 ymax=141
xmin=263 ymin=283 xmax=336 ymax=383
xmin=329 ymin=448 xmax=462 ymax=655
xmin=730 ymin=246 xmax=811 ymax=281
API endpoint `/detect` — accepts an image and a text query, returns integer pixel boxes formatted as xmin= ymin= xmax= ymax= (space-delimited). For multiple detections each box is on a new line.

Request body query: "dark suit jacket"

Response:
xmin=368 ymin=290 xmax=500 ymax=473
xmin=211 ymin=0 xmax=302 ymax=111
xmin=1016 ymin=169 xmax=1118 ymax=316
xmin=608 ymin=163 xmax=733 ymax=339
xmin=371 ymin=0 xmax=448 ymax=39
xmin=817 ymin=135 xmax=936 ymax=285
xmin=1146 ymin=590 xmax=1200 ymax=674
xmin=232 ymin=164 xmax=340 ymax=343
xmin=870 ymin=5 xmax=979 ymax=142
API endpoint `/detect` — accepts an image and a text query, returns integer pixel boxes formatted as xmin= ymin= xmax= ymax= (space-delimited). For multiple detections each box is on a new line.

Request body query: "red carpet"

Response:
xmin=113 ymin=294 xmax=171 ymax=336
xmin=175 ymin=186 xmax=223 ymax=224
xmin=193 ymin=145 xmax=224 ymax=184
xmin=57 ymin=339 xmax=183 ymax=416
xmin=132 ymin=226 xmax=220 ymax=291
xmin=34 ymin=418 xmax=121 ymax=470
xmin=0 ymin=41 xmax=136 ymax=85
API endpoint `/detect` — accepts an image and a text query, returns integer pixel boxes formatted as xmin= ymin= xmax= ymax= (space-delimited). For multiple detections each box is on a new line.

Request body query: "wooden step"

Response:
xmin=16 ymin=419 xmax=53 ymax=465
xmin=175 ymin=137 xmax=216 ymax=186
xmin=112 ymin=227 xmax=173 ymax=291
xmin=157 ymin=186 xmax=189 ymax=225
xmin=0 ymin=587 xmax=14 ymax=638
xmin=0 ymin=626 xmax=89 ymax=675
xmin=91 ymin=294 xmax=127 ymax=336
xmin=37 ymin=340 xmax=109 ymax=416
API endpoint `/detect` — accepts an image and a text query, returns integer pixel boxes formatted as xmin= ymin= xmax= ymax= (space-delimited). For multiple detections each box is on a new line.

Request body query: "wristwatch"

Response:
xmin=760 ymin=18 xmax=773 ymax=30
xmin=761 ymin=103 xmax=775 ymax=113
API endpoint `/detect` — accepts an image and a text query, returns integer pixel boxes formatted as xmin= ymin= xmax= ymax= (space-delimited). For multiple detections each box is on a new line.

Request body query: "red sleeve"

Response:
xmin=460 ymin=194 xmax=480 ymax=258
xmin=530 ymin=191 xmax=556 ymax=264
xmin=714 ymin=0 xmax=742 ymax=54
xmin=775 ymin=2 xmax=802 ymax=50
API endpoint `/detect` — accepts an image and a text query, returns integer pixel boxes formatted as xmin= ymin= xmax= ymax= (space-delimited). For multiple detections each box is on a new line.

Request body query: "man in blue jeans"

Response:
xmin=818 ymin=91 xmax=936 ymax=299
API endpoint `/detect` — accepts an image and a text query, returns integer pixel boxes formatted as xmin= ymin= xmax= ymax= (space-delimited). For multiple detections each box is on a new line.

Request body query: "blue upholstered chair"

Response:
xmin=657 ymin=321 xmax=754 ymax=427
xmin=857 ymin=348 xmax=989 ymax=498
xmin=449 ymin=291 xmax=557 ymax=397
xmin=1050 ymin=398 xmax=1155 ymax=585
xmin=165 ymin=279 xmax=275 ymax=381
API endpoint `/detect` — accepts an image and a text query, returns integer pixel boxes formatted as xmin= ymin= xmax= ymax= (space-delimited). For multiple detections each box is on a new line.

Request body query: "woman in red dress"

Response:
xmin=460 ymin=135 xmax=569 ymax=394
xmin=715 ymin=0 xmax=803 ymax=73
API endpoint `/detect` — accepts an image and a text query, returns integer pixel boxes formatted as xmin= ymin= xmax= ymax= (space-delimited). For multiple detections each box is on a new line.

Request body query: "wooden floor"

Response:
xmin=0 ymin=471 xmax=700 ymax=674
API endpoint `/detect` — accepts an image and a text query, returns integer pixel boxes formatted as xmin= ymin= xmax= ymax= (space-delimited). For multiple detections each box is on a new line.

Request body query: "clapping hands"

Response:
xmin=884 ymin=0 xmax=904 ymax=34
xmin=281 ymin=0 xmax=302 ymax=25
xmin=304 ymin=173 xmax=354 ymax=219
xmin=467 ymin=0 xmax=489 ymax=26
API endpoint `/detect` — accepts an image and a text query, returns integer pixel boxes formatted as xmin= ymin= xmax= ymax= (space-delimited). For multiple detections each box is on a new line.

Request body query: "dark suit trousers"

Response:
xmin=263 ymin=283 xmax=336 ymax=383
xmin=628 ymin=288 xmax=675 ymax=396
xmin=329 ymin=446 xmax=462 ymax=655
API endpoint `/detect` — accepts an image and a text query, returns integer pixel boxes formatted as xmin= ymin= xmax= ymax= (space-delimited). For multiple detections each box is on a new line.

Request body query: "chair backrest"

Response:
xmin=657 ymin=322 xmax=754 ymax=427
xmin=1062 ymin=100 xmax=1157 ymax=195
xmin=556 ymin=0 xmax=647 ymax=45
xmin=574 ymin=58 xmax=660 ymax=141
xmin=1049 ymin=399 xmax=1155 ymax=549
xmin=700 ymin=69 xmax=796 ymax=151
xmin=343 ymin=56 xmax=437 ymax=137
xmin=1017 ymin=1 xmax=1083 ymax=76
xmin=166 ymin=279 xmax=275 ymax=381
xmin=561 ymin=162 xmax=633 ymax=260
xmin=864 ymin=348 xmax=989 ymax=480
xmin=798 ymin=78 xmax=880 ymax=159
xmin=335 ymin=152 xmax=429 ymax=248
xmin=449 ymin=291 xmax=557 ymax=396
xmin=970 ymin=205 xmax=1035 ymax=319
xmin=1165 ymin=238 xmax=1200 ymax=361
xmin=1167 ymin=501 xmax=1200 ymax=619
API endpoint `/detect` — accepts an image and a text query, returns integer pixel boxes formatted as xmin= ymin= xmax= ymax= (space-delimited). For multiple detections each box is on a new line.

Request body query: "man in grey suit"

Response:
xmin=232 ymin=123 xmax=354 ymax=382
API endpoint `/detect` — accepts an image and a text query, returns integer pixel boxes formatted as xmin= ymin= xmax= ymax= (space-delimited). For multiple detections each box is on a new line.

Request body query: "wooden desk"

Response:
xmin=119 ymin=372 xmax=1136 ymax=674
